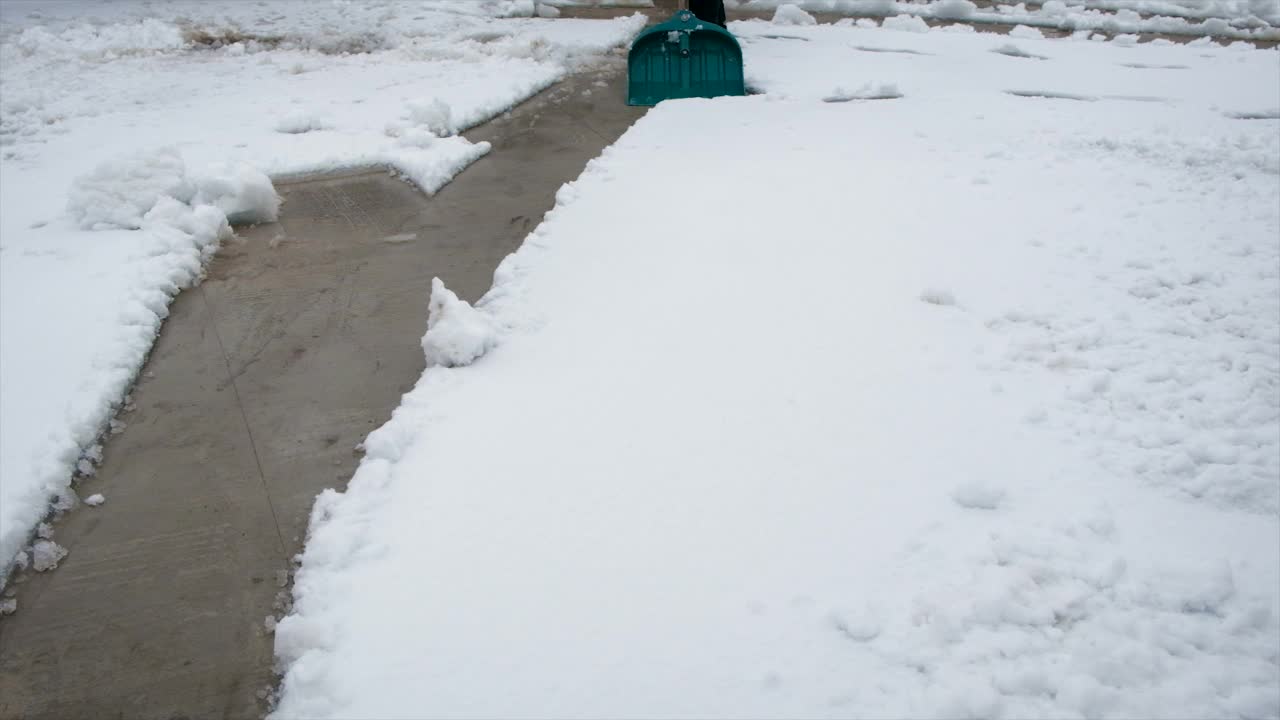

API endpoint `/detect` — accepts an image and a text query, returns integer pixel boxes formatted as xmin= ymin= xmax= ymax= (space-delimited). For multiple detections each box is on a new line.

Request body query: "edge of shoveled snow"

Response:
xmin=0 ymin=11 xmax=648 ymax=589
xmin=269 ymin=110 xmax=642 ymax=718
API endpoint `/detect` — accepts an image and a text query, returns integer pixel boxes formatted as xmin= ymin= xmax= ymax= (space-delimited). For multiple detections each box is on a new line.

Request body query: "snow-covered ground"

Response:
xmin=0 ymin=1 xmax=645 ymax=585
xmin=273 ymin=12 xmax=1280 ymax=720
xmin=727 ymin=0 xmax=1280 ymax=41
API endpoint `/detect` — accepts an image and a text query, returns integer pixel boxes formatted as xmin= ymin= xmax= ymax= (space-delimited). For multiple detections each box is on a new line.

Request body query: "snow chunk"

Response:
xmin=141 ymin=196 xmax=230 ymax=245
xmin=192 ymin=162 xmax=281 ymax=225
xmin=31 ymin=539 xmax=68 ymax=572
xmin=52 ymin=490 xmax=77 ymax=513
xmin=274 ymin=111 xmax=332 ymax=135
xmin=389 ymin=138 xmax=491 ymax=195
xmin=421 ymin=278 xmax=498 ymax=368
xmin=772 ymin=4 xmax=817 ymax=26
xmin=67 ymin=147 xmax=194 ymax=230
xmin=84 ymin=494 xmax=106 ymax=507
xmin=393 ymin=127 xmax=440 ymax=149
xmin=882 ymin=14 xmax=931 ymax=33
xmin=406 ymin=99 xmax=455 ymax=138
xmin=1008 ymin=24 xmax=1046 ymax=40
xmin=952 ymin=482 xmax=1006 ymax=509
xmin=0 ymin=597 xmax=15 ymax=615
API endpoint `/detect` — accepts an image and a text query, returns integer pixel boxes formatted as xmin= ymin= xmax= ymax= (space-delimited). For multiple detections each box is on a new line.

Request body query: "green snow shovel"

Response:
xmin=626 ymin=3 xmax=746 ymax=106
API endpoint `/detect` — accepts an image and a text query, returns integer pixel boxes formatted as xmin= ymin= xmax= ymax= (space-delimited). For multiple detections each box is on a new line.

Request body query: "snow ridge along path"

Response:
xmin=273 ymin=17 xmax=1280 ymax=720
xmin=0 ymin=4 xmax=647 ymax=585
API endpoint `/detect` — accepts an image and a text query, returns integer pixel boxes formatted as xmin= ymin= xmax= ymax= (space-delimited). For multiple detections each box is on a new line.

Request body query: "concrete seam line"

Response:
xmin=198 ymin=283 xmax=289 ymax=558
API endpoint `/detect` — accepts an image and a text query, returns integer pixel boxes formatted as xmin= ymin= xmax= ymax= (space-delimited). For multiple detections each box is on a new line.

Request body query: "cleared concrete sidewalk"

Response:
xmin=0 ymin=59 xmax=645 ymax=720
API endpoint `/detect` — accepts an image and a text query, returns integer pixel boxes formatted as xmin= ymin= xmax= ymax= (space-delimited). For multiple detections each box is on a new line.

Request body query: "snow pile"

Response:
xmin=1008 ymin=23 xmax=1047 ymax=39
xmin=66 ymin=148 xmax=280 ymax=231
xmin=421 ymin=278 xmax=499 ymax=368
xmin=191 ymin=162 xmax=282 ymax=226
xmin=405 ymin=99 xmax=455 ymax=138
xmin=67 ymin=148 xmax=195 ymax=230
xmin=274 ymin=20 xmax=1280 ymax=720
xmin=7 ymin=18 xmax=186 ymax=61
xmin=773 ymin=4 xmax=818 ymax=25
xmin=0 ymin=4 xmax=646 ymax=584
xmin=882 ymin=13 xmax=932 ymax=32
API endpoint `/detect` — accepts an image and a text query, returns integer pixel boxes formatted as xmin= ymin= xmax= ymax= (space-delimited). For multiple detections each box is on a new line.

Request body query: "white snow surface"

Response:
xmin=273 ymin=20 xmax=1280 ymax=720
xmin=725 ymin=0 xmax=1280 ymax=40
xmin=0 ymin=3 xmax=646 ymax=584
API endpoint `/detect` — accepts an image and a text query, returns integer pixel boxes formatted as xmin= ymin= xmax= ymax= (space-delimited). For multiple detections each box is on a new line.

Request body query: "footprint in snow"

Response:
xmin=853 ymin=45 xmax=929 ymax=55
xmin=824 ymin=83 xmax=903 ymax=103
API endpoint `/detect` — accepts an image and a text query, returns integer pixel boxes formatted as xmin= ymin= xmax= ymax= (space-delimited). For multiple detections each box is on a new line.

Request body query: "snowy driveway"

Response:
xmin=273 ymin=14 xmax=1280 ymax=720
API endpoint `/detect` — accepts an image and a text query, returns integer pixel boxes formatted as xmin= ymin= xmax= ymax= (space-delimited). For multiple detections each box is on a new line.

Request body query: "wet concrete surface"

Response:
xmin=0 ymin=58 xmax=645 ymax=720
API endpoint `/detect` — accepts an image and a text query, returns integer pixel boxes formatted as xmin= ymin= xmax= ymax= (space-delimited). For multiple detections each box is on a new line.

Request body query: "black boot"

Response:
xmin=687 ymin=0 xmax=727 ymax=28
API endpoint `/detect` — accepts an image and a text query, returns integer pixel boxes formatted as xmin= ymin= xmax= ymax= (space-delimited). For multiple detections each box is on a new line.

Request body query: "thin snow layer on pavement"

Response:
xmin=0 ymin=5 xmax=646 ymax=584
xmin=725 ymin=0 xmax=1280 ymax=41
xmin=273 ymin=22 xmax=1280 ymax=720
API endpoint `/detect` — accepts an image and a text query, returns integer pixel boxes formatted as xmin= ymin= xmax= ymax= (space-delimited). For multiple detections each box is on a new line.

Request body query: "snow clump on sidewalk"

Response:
xmin=421 ymin=278 xmax=498 ymax=368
